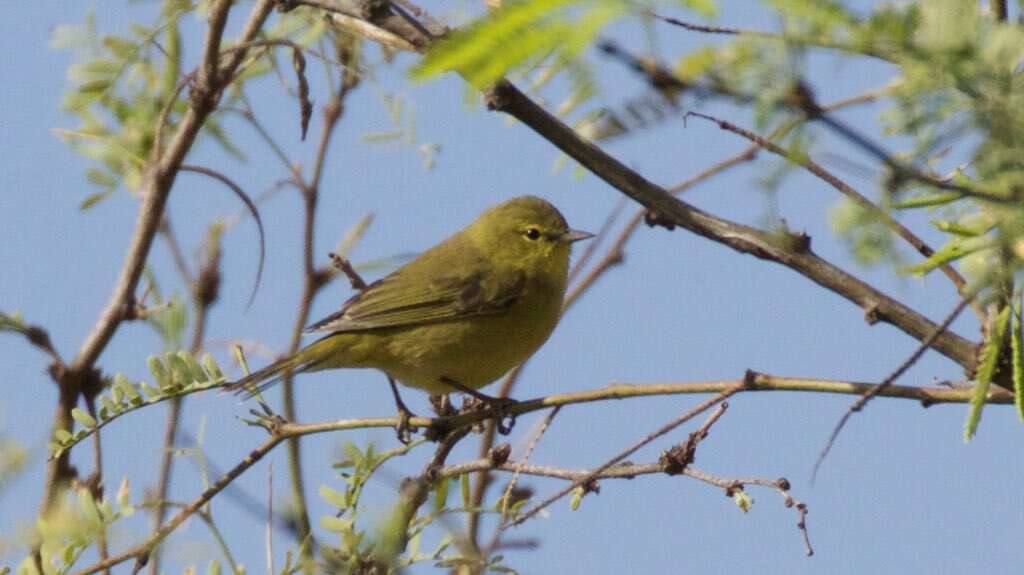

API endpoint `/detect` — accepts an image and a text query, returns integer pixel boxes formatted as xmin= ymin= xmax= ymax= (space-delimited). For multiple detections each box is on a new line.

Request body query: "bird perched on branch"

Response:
xmin=225 ymin=195 xmax=593 ymax=438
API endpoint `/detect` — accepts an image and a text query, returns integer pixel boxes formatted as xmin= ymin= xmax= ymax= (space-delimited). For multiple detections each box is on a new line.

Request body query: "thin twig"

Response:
xmin=504 ymin=387 xmax=742 ymax=529
xmin=278 ymin=49 xmax=361 ymax=561
xmin=812 ymin=295 xmax=975 ymax=482
xmin=72 ymin=434 xmax=285 ymax=575
xmin=685 ymin=111 xmax=977 ymax=316
xmin=650 ymin=10 xmax=887 ymax=61
xmin=179 ymin=164 xmax=266 ymax=310
xmin=52 ymin=371 xmax=1015 ymax=459
xmin=596 ymin=38 xmax=1010 ymax=204
xmin=500 ymin=406 xmax=561 ymax=518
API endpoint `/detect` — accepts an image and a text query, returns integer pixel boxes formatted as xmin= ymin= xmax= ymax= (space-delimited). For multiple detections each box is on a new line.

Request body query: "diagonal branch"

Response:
xmin=685 ymin=111 xmax=979 ymax=319
xmin=482 ymin=80 xmax=979 ymax=372
xmin=502 ymin=387 xmax=741 ymax=529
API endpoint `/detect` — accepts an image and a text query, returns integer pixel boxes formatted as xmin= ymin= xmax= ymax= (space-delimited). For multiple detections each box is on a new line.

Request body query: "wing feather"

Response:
xmin=306 ymin=234 xmax=525 ymax=334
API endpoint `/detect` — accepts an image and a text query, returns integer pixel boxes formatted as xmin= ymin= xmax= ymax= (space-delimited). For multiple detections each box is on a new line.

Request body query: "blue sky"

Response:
xmin=2 ymin=2 xmax=1023 ymax=574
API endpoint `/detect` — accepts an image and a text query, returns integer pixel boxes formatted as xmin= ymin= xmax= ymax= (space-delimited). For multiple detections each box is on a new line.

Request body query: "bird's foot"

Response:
xmin=440 ymin=377 xmax=519 ymax=434
xmin=387 ymin=375 xmax=419 ymax=444
xmin=429 ymin=394 xmax=458 ymax=417
xmin=461 ymin=394 xmax=519 ymax=435
xmin=394 ymin=404 xmax=417 ymax=445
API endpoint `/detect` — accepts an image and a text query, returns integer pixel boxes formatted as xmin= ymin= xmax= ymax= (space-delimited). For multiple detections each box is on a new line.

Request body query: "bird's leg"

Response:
xmin=387 ymin=375 xmax=417 ymax=444
xmin=440 ymin=377 xmax=518 ymax=435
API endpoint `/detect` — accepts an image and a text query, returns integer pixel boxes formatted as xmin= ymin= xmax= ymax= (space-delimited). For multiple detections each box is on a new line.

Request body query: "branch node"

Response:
xmin=483 ymin=81 xmax=513 ymax=112
xmin=488 ymin=443 xmax=512 ymax=467
xmin=643 ymin=209 xmax=677 ymax=231
xmin=659 ymin=442 xmax=694 ymax=475
xmin=863 ymin=301 xmax=881 ymax=325
xmin=742 ymin=370 xmax=759 ymax=389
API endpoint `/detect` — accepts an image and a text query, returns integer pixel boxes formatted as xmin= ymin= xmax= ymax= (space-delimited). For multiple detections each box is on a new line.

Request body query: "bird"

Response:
xmin=224 ymin=195 xmax=593 ymax=436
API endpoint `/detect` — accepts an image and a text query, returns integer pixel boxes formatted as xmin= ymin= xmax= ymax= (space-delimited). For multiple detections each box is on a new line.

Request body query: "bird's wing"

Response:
xmin=306 ymin=238 xmax=526 ymax=334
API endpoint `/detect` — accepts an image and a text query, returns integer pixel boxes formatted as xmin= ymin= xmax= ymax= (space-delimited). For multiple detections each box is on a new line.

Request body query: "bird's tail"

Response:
xmin=223 ymin=336 xmax=334 ymax=398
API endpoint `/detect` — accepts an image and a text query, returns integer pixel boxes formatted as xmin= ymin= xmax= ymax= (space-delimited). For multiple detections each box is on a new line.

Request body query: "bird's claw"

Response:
xmin=460 ymin=395 xmax=518 ymax=434
xmin=394 ymin=407 xmax=417 ymax=445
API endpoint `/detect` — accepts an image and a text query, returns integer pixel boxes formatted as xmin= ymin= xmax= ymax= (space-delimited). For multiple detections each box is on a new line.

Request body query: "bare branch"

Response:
xmin=813 ymin=294 xmax=976 ymax=482
xmin=179 ymin=164 xmax=266 ymax=310
xmin=685 ymin=111 xmax=976 ymax=313
xmin=72 ymin=434 xmax=285 ymax=575
xmin=503 ymin=387 xmax=742 ymax=529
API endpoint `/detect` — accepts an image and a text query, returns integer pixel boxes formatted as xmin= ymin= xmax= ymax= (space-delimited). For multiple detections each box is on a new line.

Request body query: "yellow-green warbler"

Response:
xmin=226 ymin=196 xmax=592 ymax=429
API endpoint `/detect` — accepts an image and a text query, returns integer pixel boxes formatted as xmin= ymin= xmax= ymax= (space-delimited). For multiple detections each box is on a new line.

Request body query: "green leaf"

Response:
xmin=319 ymin=485 xmax=349 ymax=509
xmin=148 ymin=355 xmax=171 ymax=390
xmin=930 ymin=219 xmax=986 ymax=237
xmin=433 ymin=477 xmax=449 ymax=514
xmin=680 ymin=0 xmax=717 ymax=18
xmin=117 ymin=472 xmax=132 ymax=507
xmin=79 ymin=189 xmax=114 ymax=211
xmin=100 ymin=395 xmax=118 ymax=417
xmin=900 ymin=237 xmax=991 ymax=276
xmin=889 ymin=192 xmax=963 ymax=209
xmin=202 ymin=353 xmax=224 ymax=382
xmin=732 ymin=489 xmax=754 ymax=513
xmin=0 ymin=310 xmax=26 ymax=332
xmin=1012 ymin=305 xmax=1024 ymax=421
xmin=570 ymin=486 xmax=584 ymax=510
xmin=54 ymin=429 xmax=73 ymax=444
xmin=320 ymin=516 xmax=352 ymax=533
xmin=115 ymin=374 xmax=142 ymax=405
xmin=71 ymin=407 xmax=97 ymax=429
xmin=139 ymin=381 xmax=162 ymax=400
xmin=166 ymin=351 xmax=192 ymax=387
xmin=410 ymin=0 xmax=578 ymax=86
xmin=177 ymin=350 xmax=209 ymax=384
xmin=965 ymin=306 xmax=1011 ymax=441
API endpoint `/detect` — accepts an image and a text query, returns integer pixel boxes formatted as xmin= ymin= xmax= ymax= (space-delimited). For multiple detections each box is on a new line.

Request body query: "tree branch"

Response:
xmin=504 ymin=388 xmax=740 ymax=529
xmin=72 ymin=434 xmax=285 ymax=575
xmin=483 ymin=80 xmax=980 ymax=371
xmin=685 ymin=110 xmax=976 ymax=315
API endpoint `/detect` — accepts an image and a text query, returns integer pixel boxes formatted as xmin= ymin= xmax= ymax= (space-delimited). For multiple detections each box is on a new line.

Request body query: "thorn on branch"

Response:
xmin=662 ymin=401 xmax=730 ymax=474
xmin=643 ymin=209 xmax=676 ymax=230
xmin=483 ymin=81 xmax=513 ymax=112
xmin=863 ymin=301 xmax=881 ymax=325
xmin=488 ymin=443 xmax=512 ymax=466
xmin=329 ymin=252 xmax=368 ymax=290
xmin=742 ymin=369 xmax=759 ymax=389
xmin=659 ymin=442 xmax=695 ymax=475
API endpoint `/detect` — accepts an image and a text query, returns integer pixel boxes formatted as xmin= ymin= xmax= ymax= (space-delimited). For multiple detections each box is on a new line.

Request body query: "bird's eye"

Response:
xmin=524 ymin=227 xmax=541 ymax=241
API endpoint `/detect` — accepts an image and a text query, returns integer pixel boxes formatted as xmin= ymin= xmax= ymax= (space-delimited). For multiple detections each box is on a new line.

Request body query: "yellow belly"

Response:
xmin=311 ymin=288 xmax=563 ymax=394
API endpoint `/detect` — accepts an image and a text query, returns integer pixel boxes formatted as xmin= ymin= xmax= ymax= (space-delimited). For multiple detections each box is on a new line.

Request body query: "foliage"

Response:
xmin=48 ymin=352 xmax=225 ymax=460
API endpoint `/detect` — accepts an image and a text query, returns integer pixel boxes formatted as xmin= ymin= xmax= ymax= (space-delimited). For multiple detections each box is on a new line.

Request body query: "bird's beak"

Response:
xmin=559 ymin=229 xmax=595 ymax=243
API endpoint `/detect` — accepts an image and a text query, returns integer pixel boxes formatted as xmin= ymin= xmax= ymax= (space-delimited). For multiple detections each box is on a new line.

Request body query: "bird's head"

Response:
xmin=468 ymin=195 xmax=593 ymax=276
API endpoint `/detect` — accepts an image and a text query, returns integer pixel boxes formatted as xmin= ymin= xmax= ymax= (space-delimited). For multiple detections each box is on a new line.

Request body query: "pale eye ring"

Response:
xmin=524 ymin=227 xmax=541 ymax=241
